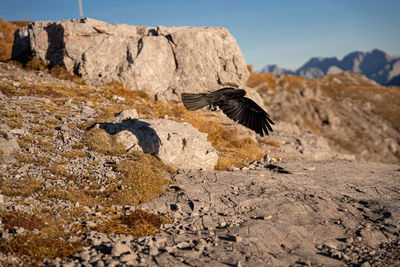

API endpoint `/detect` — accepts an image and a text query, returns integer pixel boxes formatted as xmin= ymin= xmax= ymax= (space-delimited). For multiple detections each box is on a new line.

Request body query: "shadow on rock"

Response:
xmin=99 ymin=119 xmax=161 ymax=155
xmin=44 ymin=23 xmax=66 ymax=67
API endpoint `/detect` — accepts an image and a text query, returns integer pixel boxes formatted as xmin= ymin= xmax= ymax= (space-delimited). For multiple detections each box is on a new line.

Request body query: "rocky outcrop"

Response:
xmin=100 ymin=111 xmax=218 ymax=170
xmin=12 ymin=18 xmax=249 ymax=100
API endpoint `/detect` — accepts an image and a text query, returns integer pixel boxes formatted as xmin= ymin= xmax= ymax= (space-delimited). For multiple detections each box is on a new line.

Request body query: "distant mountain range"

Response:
xmin=260 ymin=49 xmax=400 ymax=86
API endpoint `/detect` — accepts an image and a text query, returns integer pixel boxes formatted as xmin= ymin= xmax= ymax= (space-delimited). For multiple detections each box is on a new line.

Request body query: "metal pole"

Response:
xmin=78 ymin=0 xmax=84 ymax=19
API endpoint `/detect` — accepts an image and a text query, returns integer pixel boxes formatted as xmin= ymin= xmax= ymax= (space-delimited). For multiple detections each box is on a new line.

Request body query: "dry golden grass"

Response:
xmin=0 ymin=210 xmax=83 ymax=262
xmin=96 ymin=209 xmax=171 ymax=237
xmin=0 ymin=234 xmax=82 ymax=262
xmin=247 ymin=72 xmax=277 ymax=89
xmin=102 ymin=81 xmax=149 ymax=101
xmin=0 ymin=110 xmax=23 ymax=129
xmin=260 ymin=138 xmax=281 ymax=147
xmin=111 ymin=152 xmax=175 ymax=205
xmin=0 ymin=77 xmax=94 ymax=101
xmin=42 ymin=151 xmax=174 ymax=207
xmin=0 ymin=177 xmax=43 ymax=197
xmin=24 ymin=58 xmax=47 ymax=71
xmin=29 ymin=125 xmax=54 ymax=136
xmin=15 ymin=153 xmax=34 ymax=163
xmin=15 ymin=153 xmax=49 ymax=167
xmin=17 ymin=136 xmax=34 ymax=150
xmin=0 ymin=211 xmax=43 ymax=231
xmin=48 ymin=65 xmax=85 ymax=85
xmin=83 ymin=128 xmax=126 ymax=155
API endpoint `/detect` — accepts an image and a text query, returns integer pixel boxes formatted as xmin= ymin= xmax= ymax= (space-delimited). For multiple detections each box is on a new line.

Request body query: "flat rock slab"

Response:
xmin=137 ymin=160 xmax=400 ymax=266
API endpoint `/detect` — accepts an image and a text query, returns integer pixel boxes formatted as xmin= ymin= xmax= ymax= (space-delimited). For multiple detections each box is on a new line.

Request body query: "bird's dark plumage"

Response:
xmin=181 ymin=88 xmax=274 ymax=137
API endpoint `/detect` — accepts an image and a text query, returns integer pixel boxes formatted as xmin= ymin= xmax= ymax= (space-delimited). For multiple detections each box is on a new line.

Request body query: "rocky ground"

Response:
xmin=0 ymin=62 xmax=399 ymax=266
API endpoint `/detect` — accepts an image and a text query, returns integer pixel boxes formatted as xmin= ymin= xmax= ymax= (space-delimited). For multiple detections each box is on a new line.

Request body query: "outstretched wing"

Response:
xmin=218 ymin=97 xmax=274 ymax=137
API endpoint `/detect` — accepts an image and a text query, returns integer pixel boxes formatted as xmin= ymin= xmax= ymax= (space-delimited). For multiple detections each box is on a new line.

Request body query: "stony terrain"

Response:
xmin=0 ymin=61 xmax=399 ymax=266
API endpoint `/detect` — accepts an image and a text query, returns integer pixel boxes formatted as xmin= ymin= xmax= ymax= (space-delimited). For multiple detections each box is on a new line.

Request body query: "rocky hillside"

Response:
xmin=261 ymin=49 xmax=400 ymax=86
xmin=248 ymin=68 xmax=400 ymax=164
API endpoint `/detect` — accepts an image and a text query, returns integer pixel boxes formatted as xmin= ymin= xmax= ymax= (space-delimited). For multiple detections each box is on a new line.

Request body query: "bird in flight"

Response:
xmin=181 ymin=87 xmax=274 ymax=137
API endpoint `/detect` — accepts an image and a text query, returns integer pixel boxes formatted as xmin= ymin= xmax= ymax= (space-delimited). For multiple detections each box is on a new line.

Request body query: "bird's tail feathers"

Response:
xmin=181 ymin=93 xmax=209 ymax=111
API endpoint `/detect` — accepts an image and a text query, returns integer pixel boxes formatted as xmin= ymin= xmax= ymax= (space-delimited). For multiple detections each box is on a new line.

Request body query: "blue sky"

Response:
xmin=1 ymin=0 xmax=400 ymax=70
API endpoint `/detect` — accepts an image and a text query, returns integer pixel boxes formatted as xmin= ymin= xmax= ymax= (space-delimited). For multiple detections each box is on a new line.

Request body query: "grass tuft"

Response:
xmin=111 ymin=152 xmax=175 ymax=205
xmin=25 ymin=58 xmax=47 ymax=71
xmin=96 ymin=209 xmax=171 ymax=237
xmin=0 ymin=177 xmax=43 ymax=197
xmin=84 ymin=128 xmax=125 ymax=155
xmin=0 ymin=211 xmax=43 ymax=231
xmin=49 ymin=65 xmax=85 ymax=85
xmin=0 ymin=234 xmax=82 ymax=262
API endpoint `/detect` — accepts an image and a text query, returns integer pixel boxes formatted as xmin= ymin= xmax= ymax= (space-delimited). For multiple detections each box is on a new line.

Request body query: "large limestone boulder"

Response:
xmin=100 ymin=116 xmax=218 ymax=170
xmin=12 ymin=18 xmax=249 ymax=101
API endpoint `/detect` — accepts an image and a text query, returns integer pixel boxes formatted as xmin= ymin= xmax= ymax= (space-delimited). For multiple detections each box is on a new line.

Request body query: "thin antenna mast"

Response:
xmin=78 ymin=0 xmax=84 ymax=19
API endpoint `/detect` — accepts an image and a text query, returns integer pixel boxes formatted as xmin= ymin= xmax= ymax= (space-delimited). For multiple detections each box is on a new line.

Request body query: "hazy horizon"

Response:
xmin=1 ymin=0 xmax=399 ymax=70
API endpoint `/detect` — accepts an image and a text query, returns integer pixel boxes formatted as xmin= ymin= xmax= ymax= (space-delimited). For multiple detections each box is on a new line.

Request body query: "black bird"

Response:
xmin=181 ymin=87 xmax=274 ymax=137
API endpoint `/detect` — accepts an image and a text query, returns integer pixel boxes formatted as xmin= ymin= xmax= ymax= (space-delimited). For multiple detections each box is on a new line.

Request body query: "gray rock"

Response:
xmin=10 ymin=128 xmax=26 ymax=136
xmin=173 ymin=249 xmax=202 ymax=259
xmin=81 ymin=105 xmax=96 ymax=116
xmin=111 ymin=242 xmax=131 ymax=257
xmin=116 ymin=109 xmax=138 ymax=122
xmin=12 ymin=81 xmax=21 ymax=87
xmin=119 ymin=252 xmax=137 ymax=263
xmin=102 ymin=118 xmax=218 ymax=170
xmin=13 ymin=18 xmax=249 ymax=101
xmin=0 ymin=90 xmax=7 ymax=100
xmin=0 ymin=137 xmax=21 ymax=156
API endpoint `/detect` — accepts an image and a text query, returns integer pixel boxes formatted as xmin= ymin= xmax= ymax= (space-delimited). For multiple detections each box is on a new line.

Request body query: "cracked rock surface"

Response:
xmin=51 ymin=160 xmax=399 ymax=267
